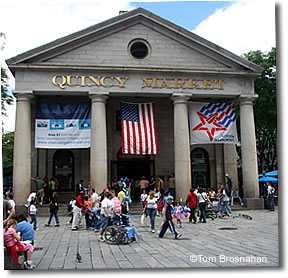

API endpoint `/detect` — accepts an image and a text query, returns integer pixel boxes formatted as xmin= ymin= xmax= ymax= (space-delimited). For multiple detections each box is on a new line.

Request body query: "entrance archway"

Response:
xmin=53 ymin=150 xmax=74 ymax=192
xmin=191 ymin=148 xmax=210 ymax=188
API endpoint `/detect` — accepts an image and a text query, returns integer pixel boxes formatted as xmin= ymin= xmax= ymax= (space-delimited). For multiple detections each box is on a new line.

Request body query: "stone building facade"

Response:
xmin=7 ymin=8 xmax=263 ymax=207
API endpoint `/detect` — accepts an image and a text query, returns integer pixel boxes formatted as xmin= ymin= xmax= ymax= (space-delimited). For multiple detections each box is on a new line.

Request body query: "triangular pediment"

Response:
xmin=7 ymin=8 xmax=262 ymax=74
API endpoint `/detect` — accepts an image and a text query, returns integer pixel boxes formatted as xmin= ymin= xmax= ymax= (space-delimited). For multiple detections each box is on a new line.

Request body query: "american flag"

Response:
xmin=120 ymin=102 xmax=158 ymax=155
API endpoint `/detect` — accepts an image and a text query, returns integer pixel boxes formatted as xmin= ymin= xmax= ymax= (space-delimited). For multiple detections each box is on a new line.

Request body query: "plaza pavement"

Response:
xmin=26 ymin=208 xmax=280 ymax=270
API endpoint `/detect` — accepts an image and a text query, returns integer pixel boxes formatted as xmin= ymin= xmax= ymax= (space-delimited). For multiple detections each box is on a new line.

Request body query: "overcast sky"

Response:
xmin=0 ymin=0 xmax=279 ymax=132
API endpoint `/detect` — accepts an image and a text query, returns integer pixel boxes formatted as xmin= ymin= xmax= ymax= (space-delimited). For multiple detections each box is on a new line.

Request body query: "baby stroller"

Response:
xmin=86 ymin=208 xmax=101 ymax=230
xmin=104 ymin=213 xmax=137 ymax=245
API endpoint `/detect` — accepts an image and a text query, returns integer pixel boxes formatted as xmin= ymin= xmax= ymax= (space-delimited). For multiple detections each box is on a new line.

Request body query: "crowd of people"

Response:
xmin=3 ymin=173 xmax=277 ymax=270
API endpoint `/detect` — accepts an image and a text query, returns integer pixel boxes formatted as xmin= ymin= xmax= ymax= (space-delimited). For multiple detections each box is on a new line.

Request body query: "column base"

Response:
xmin=243 ymin=198 xmax=264 ymax=209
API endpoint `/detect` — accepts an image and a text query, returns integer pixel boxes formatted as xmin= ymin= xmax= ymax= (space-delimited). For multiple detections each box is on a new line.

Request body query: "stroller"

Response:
xmin=85 ymin=208 xmax=101 ymax=230
xmin=104 ymin=212 xmax=137 ymax=245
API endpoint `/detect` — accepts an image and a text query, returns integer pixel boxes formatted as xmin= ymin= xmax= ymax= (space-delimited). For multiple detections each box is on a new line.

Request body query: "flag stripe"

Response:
xmin=120 ymin=102 xmax=158 ymax=155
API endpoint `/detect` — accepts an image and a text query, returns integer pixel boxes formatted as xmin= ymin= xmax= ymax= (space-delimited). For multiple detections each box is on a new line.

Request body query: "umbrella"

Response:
xmin=259 ymin=176 xmax=278 ymax=183
xmin=265 ymin=170 xmax=278 ymax=177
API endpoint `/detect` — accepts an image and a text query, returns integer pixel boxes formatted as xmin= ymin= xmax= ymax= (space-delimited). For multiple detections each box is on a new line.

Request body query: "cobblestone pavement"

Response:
xmin=30 ymin=209 xmax=279 ymax=270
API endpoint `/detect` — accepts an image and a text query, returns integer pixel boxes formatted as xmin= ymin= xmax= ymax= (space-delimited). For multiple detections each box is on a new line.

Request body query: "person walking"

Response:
xmin=29 ymin=199 xmax=38 ymax=231
xmin=267 ymin=182 xmax=275 ymax=211
xmin=186 ymin=188 xmax=198 ymax=224
xmin=98 ymin=191 xmax=113 ymax=242
xmin=143 ymin=191 xmax=158 ymax=233
xmin=72 ymin=191 xmax=85 ymax=231
xmin=219 ymin=183 xmax=232 ymax=217
xmin=45 ymin=192 xmax=60 ymax=227
xmin=158 ymin=196 xmax=181 ymax=239
xmin=197 ymin=188 xmax=211 ymax=223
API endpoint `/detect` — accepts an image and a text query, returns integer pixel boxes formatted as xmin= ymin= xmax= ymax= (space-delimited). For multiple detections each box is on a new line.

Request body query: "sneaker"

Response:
xmin=98 ymin=235 xmax=105 ymax=242
xmin=35 ymin=228 xmax=39 ymax=231
xmin=55 ymin=223 xmax=60 ymax=227
xmin=45 ymin=224 xmax=50 ymax=227
xmin=151 ymin=229 xmax=155 ymax=233
xmin=72 ymin=227 xmax=79 ymax=231
xmin=175 ymin=234 xmax=182 ymax=240
xmin=23 ymin=261 xmax=36 ymax=270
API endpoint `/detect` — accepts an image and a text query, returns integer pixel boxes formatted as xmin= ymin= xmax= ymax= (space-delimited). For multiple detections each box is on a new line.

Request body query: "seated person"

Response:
xmin=231 ymin=189 xmax=244 ymax=206
xmin=13 ymin=212 xmax=35 ymax=245
xmin=208 ymin=188 xmax=217 ymax=202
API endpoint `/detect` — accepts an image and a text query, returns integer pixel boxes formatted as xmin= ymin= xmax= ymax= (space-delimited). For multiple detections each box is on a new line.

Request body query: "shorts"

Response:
xmin=100 ymin=215 xmax=109 ymax=230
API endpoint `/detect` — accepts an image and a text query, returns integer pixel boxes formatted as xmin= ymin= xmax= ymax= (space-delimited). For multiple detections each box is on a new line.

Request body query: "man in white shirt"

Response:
xmin=90 ymin=188 xmax=99 ymax=208
xmin=98 ymin=191 xmax=113 ymax=242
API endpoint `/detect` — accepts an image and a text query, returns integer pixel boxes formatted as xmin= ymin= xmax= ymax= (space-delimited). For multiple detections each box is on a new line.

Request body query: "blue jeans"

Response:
xmin=48 ymin=209 xmax=59 ymax=224
xmin=268 ymin=195 xmax=274 ymax=211
xmin=231 ymin=196 xmax=243 ymax=205
xmin=30 ymin=214 xmax=37 ymax=230
xmin=199 ymin=202 xmax=207 ymax=223
xmin=221 ymin=201 xmax=232 ymax=215
xmin=217 ymin=198 xmax=223 ymax=212
xmin=147 ymin=208 xmax=157 ymax=230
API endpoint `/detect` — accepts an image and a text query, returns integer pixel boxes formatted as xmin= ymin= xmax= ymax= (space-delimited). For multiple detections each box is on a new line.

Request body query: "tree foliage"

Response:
xmin=2 ymin=131 xmax=14 ymax=168
xmin=243 ymin=48 xmax=277 ymax=172
xmin=1 ymin=67 xmax=14 ymax=117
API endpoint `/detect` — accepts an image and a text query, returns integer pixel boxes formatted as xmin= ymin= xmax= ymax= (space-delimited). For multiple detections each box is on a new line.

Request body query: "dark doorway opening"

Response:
xmin=53 ymin=150 xmax=74 ymax=192
xmin=191 ymin=148 xmax=210 ymax=189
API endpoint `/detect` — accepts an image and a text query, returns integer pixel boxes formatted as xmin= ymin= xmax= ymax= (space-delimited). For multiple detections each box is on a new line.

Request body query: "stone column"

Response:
xmin=239 ymin=95 xmax=263 ymax=208
xmin=13 ymin=91 xmax=33 ymax=205
xmin=89 ymin=93 xmax=109 ymax=194
xmin=171 ymin=93 xmax=192 ymax=201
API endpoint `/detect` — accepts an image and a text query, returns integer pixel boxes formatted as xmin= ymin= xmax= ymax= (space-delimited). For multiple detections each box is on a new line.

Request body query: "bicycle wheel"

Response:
xmin=104 ymin=226 xmax=120 ymax=244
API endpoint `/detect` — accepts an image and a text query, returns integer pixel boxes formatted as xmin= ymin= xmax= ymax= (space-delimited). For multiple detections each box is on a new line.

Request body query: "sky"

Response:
xmin=0 ymin=0 xmax=279 ymax=132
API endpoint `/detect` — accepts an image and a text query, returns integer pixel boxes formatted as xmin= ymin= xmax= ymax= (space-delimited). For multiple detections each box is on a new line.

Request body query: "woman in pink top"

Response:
xmin=4 ymin=219 xmax=35 ymax=269
xmin=111 ymin=190 xmax=121 ymax=225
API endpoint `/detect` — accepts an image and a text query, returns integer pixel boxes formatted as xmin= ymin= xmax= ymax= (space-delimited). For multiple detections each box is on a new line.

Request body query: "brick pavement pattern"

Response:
xmin=31 ymin=210 xmax=279 ymax=269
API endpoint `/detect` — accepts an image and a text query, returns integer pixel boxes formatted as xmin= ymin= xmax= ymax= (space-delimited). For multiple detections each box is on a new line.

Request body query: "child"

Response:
xmin=29 ymin=199 xmax=38 ymax=231
xmin=159 ymin=196 xmax=181 ymax=240
xmin=4 ymin=219 xmax=35 ymax=269
xmin=175 ymin=201 xmax=182 ymax=228
xmin=83 ymin=195 xmax=91 ymax=229
xmin=140 ymin=190 xmax=148 ymax=224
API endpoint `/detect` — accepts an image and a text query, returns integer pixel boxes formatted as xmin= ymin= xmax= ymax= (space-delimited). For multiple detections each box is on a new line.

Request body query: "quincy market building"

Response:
xmin=7 ymin=8 xmax=263 ymax=208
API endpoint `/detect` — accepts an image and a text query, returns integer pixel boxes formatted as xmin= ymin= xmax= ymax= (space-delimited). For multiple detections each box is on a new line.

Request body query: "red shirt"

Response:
xmin=75 ymin=195 xmax=83 ymax=208
xmin=186 ymin=192 xmax=197 ymax=209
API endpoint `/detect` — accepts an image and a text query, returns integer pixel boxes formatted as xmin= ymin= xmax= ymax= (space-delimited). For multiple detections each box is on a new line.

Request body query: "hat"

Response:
xmin=225 ymin=173 xmax=229 ymax=177
xmin=103 ymin=187 xmax=108 ymax=191
xmin=167 ymin=196 xmax=174 ymax=201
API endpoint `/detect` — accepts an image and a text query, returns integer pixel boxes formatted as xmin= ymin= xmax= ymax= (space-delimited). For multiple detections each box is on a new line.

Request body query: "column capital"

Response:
xmin=13 ymin=90 xmax=34 ymax=102
xmin=89 ymin=92 xmax=109 ymax=103
xmin=238 ymin=94 xmax=258 ymax=106
xmin=171 ymin=92 xmax=192 ymax=104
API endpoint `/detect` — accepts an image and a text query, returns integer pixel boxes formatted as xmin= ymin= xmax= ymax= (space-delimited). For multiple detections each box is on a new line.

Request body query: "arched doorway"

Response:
xmin=191 ymin=148 xmax=210 ymax=188
xmin=53 ymin=150 xmax=74 ymax=192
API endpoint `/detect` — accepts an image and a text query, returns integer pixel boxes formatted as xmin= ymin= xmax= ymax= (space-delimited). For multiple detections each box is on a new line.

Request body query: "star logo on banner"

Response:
xmin=192 ymin=112 xmax=227 ymax=141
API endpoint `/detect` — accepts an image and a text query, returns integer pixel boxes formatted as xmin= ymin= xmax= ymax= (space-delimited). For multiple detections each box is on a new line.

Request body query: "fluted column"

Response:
xmin=13 ymin=91 xmax=33 ymax=205
xmin=171 ymin=93 xmax=192 ymax=201
xmin=89 ymin=93 xmax=109 ymax=194
xmin=239 ymin=95 xmax=260 ymax=200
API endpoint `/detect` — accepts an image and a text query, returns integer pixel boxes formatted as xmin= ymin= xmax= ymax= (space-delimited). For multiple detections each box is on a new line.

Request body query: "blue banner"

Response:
xmin=35 ymin=102 xmax=91 ymax=149
xmin=36 ymin=102 xmax=91 ymax=119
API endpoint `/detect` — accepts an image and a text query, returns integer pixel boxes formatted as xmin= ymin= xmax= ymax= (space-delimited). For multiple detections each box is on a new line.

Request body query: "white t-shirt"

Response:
xmin=222 ymin=189 xmax=230 ymax=201
xmin=140 ymin=193 xmax=148 ymax=202
xmin=146 ymin=196 xmax=158 ymax=209
xmin=29 ymin=204 xmax=37 ymax=215
xmin=8 ymin=200 xmax=15 ymax=209
xmin=197 ymin=192 xmax=208 ymax=203
xmin=90 ymin=192 xmax=99 ymax=208
xmin=100 ymin=197 xmax=113 ymax=217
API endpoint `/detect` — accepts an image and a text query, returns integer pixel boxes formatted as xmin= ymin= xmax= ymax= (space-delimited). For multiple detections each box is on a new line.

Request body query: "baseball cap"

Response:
xmin=167 ymin=196 xmax=174 ymax=200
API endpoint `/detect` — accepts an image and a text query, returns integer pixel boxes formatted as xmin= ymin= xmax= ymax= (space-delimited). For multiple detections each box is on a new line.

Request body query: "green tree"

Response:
xmin=1 ymin=32 xmax=14 ymax=117
xmin=243 ymin=48 xmax=277 ymax=172
xmin=1 ymin=67 xmax=14 ymax=117
xmin=2 ymin=131 xmax=14 ymax=168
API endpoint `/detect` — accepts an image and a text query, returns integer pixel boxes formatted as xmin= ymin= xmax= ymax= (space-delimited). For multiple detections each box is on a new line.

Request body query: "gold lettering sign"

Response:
xmin=51 ymin=75 xmax=129 ymax=89
xmin=141 ymin=77 xmax=227 ymax=90
xmin=51 ymin=75 xmax=227 ymax=90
